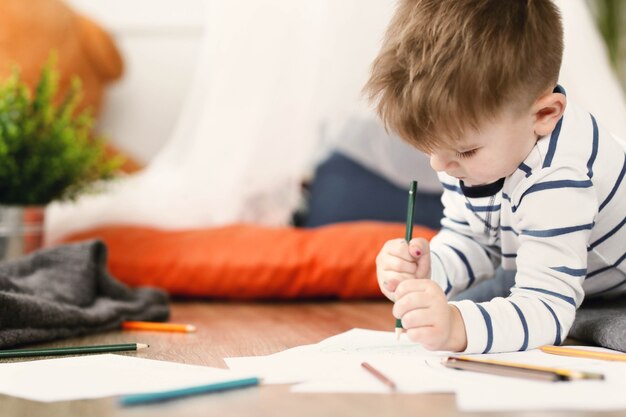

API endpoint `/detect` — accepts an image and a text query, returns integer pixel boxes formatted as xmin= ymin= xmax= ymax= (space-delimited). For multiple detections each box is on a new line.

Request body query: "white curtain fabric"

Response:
xmin=557 ymin=0 xmax=626 ymax=141
xmin=46 ymin=0 xmax=625 ymax=243
xmin=46 ymin=0 xmax=393 ymax=243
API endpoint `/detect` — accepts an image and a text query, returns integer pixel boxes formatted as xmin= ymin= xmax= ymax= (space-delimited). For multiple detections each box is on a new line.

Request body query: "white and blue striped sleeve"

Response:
xmin=452 ymin=166 xmax=596 ymax=353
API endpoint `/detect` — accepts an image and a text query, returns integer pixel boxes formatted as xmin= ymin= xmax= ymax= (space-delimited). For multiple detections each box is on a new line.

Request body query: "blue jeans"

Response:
xmin=451 ymin=267 xmax=516 ymax=302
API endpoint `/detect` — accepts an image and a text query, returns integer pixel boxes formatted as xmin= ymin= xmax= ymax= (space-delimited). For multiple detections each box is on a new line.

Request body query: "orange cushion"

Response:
xmin=64 ymin=222 xmax=437 ymax=300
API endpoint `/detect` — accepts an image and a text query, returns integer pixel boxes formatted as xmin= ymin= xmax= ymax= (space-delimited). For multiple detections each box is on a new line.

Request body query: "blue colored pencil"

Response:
xmin=119 ymin=377 xmax=260 ymax=406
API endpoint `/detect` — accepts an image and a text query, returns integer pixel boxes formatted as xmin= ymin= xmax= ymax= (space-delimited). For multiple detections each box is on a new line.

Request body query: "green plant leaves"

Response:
xmin=0 ymin=57 xmax=122 ymax=205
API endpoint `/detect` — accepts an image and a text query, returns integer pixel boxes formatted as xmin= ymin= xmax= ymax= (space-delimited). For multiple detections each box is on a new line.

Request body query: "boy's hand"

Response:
xmin=392 ymin=279 xmax=467 ymax=351
xmin=376 ymin=237 xmax=431 ymax=301
xmin=376 ymin=237 xmax=466 ymax=351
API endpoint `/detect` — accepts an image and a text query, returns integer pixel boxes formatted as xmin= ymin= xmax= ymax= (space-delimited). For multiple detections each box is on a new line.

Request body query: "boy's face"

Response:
xmin=428 ymin=109 xmax=537 ymax=186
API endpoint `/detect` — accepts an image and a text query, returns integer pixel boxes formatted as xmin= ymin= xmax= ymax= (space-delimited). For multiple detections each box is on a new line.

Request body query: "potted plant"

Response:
xmin=0 ymin=58 xmax=122 ymax=260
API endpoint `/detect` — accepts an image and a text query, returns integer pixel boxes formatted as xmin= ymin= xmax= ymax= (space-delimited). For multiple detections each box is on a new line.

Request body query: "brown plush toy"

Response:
xmin=0 ymin=0 xmax=141 ymax=172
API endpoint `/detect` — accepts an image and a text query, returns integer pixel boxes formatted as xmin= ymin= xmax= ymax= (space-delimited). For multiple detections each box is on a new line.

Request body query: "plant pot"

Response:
xmin=0 ymin=205 xmax=45 ymax=262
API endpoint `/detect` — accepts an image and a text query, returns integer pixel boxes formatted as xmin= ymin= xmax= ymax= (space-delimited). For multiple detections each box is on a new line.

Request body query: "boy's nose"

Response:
xmin=430 ymin=153 xmax=452 ymax=172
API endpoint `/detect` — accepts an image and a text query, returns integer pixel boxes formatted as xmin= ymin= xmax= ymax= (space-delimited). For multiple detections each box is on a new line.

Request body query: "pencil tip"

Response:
xmin=186 ymin=325 xmax=197 ymax=333
xmin=395 ymin=328 xmax=402 ymax=341
xmin=137 ymin=343 xmax=150 ymax=349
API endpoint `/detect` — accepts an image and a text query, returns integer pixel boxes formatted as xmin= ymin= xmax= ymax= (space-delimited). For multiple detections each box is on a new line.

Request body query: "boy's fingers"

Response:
xmin=382 ymin=273 xmax=415 ymax=292
xmin=379 ymin=255 xmax=417 ymax=274
xmin=415 ymin=252 xmax=431 ymax=279
xmin=409 ymin=238 xmax=431 ymax=279
xmin=381 ymin=239 xmax=414 ymax=262
xmin=392 ymin=289 xmax=429 ymax=318
xmin=384 ymin=278 xmax=400 ymax=292
xmin=400 ymin=308 xmax=433 ymax=329
xmin=405 ymin=327 xmax=438 ymax=349
xmin=393 ymin=278 xmax=431 ymax=299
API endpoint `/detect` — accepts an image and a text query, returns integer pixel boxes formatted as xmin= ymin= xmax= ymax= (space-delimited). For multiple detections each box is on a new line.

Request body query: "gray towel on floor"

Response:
xmin=0 ymin=240 xmax=169 ymax=348
xmin=568 ymin=295 xmax=626 ymax=353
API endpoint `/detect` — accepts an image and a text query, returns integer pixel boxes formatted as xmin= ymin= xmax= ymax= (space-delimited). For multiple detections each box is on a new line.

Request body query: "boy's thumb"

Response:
xmin=409 ymin=238 xmax=431 ymax=279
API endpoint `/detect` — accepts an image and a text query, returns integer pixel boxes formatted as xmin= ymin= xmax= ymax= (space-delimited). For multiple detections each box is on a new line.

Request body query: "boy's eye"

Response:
xmin=456 ymin=148 xmax=478 ymax=159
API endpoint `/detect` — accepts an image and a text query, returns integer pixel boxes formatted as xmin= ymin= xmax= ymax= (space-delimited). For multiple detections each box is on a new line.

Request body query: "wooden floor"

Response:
xmin=2 ymin=301 xmax=625 ymax=417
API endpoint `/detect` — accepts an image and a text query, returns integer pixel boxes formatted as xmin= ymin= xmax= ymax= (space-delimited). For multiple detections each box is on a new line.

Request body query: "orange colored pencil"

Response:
xmin=121 ymin=321 xmax=196 ymax=333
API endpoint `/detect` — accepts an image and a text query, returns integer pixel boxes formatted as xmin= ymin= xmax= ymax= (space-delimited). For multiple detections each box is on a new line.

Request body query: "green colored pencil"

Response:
xmin=396 ymin=180 xmax=418 ymax=340
xmin=0 ymin=343 xmax=149 ymax=359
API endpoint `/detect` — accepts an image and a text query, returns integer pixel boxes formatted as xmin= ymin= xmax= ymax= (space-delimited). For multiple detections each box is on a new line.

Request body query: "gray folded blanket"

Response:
xmin=0 ymin=240 xmax=169 ymax=348
xmin=569 ymin=295 xmax=626 ymax=353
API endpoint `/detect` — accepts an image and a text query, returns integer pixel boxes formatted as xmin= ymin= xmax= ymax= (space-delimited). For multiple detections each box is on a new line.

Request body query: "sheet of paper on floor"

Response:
xmin=0 ymin=354 xmax=257 ymax=402
xmin=454 ymin=348 xmax=626 ymax=411
xmin=226 ymin=328 xmax=626 ymax=410
xmin=290 ymin=341 xmax=626 ymax=409
xmin=290 ymin=356 xmax=455 ymax=393
xmin=225 ymin=328 xmax=450 ymax=384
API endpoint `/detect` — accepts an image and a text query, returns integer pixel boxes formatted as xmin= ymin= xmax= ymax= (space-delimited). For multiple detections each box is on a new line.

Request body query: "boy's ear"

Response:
xmin=532 ymin=91 xmax=567 ymax=137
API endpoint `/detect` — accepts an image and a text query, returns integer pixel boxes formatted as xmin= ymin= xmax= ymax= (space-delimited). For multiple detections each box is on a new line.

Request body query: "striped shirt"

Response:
xmin=429 ymin=92 xmax=626 ymax=353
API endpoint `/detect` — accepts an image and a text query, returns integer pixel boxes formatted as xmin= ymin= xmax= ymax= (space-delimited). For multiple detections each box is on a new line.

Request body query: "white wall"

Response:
xmin=66 ymin=0 xmax=626 ymax=166
xmin=66 ymin=0 xmax=207 ymax=164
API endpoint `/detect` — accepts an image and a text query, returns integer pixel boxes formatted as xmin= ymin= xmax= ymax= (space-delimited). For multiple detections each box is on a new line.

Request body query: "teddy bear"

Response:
xmin=0 ymin=0 xmax=140 ymax=172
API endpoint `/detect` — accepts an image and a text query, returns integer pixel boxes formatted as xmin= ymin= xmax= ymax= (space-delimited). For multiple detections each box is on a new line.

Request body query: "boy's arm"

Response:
xmin=428 ymin=176 xmax=501 ymax=298
xmin=450 ymin=167 xmax=595 ymax=353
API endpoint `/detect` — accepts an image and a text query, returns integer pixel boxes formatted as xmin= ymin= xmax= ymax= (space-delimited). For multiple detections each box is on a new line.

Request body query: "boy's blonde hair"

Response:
xmin=364 ymin=0 xmax=563 ymax=152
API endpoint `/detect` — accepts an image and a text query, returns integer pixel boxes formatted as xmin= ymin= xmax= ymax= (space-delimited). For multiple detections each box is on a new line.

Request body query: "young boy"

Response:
xmin=366 ymin=0 xmax=626 ymax=353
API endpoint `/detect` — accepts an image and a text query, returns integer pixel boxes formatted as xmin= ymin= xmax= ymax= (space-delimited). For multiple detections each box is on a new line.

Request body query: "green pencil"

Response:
xmin=396 ymin=180 xmax=418 ymax=340
xmin=0 ymin=343 xmax=149 ymax=359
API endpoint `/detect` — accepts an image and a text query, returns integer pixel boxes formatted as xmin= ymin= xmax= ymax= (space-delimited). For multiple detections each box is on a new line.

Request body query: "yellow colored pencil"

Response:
xmin=540 ymin=345 xmax=626 ymax=362
xmin=446 ymin=356 xmax=604 ymax=381
xmin=122 ymin=321 xmax=196 ymax=333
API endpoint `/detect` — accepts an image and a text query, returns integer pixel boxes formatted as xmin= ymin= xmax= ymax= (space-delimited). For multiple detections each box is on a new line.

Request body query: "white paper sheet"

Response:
xmin=225 ymin=328 xmax=626 ymax=411
xmin=454 ymin=348 xmax=626 ymax=411
xmin=225 ymin=328 xmax=449 ymax=384
xmin=0 ymin=354 xmax=256 ymax=402
xmin=311 ymin=328 xmax=441 ymax=355
xmin=290 ymin=356 xmax=455 ymax=393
